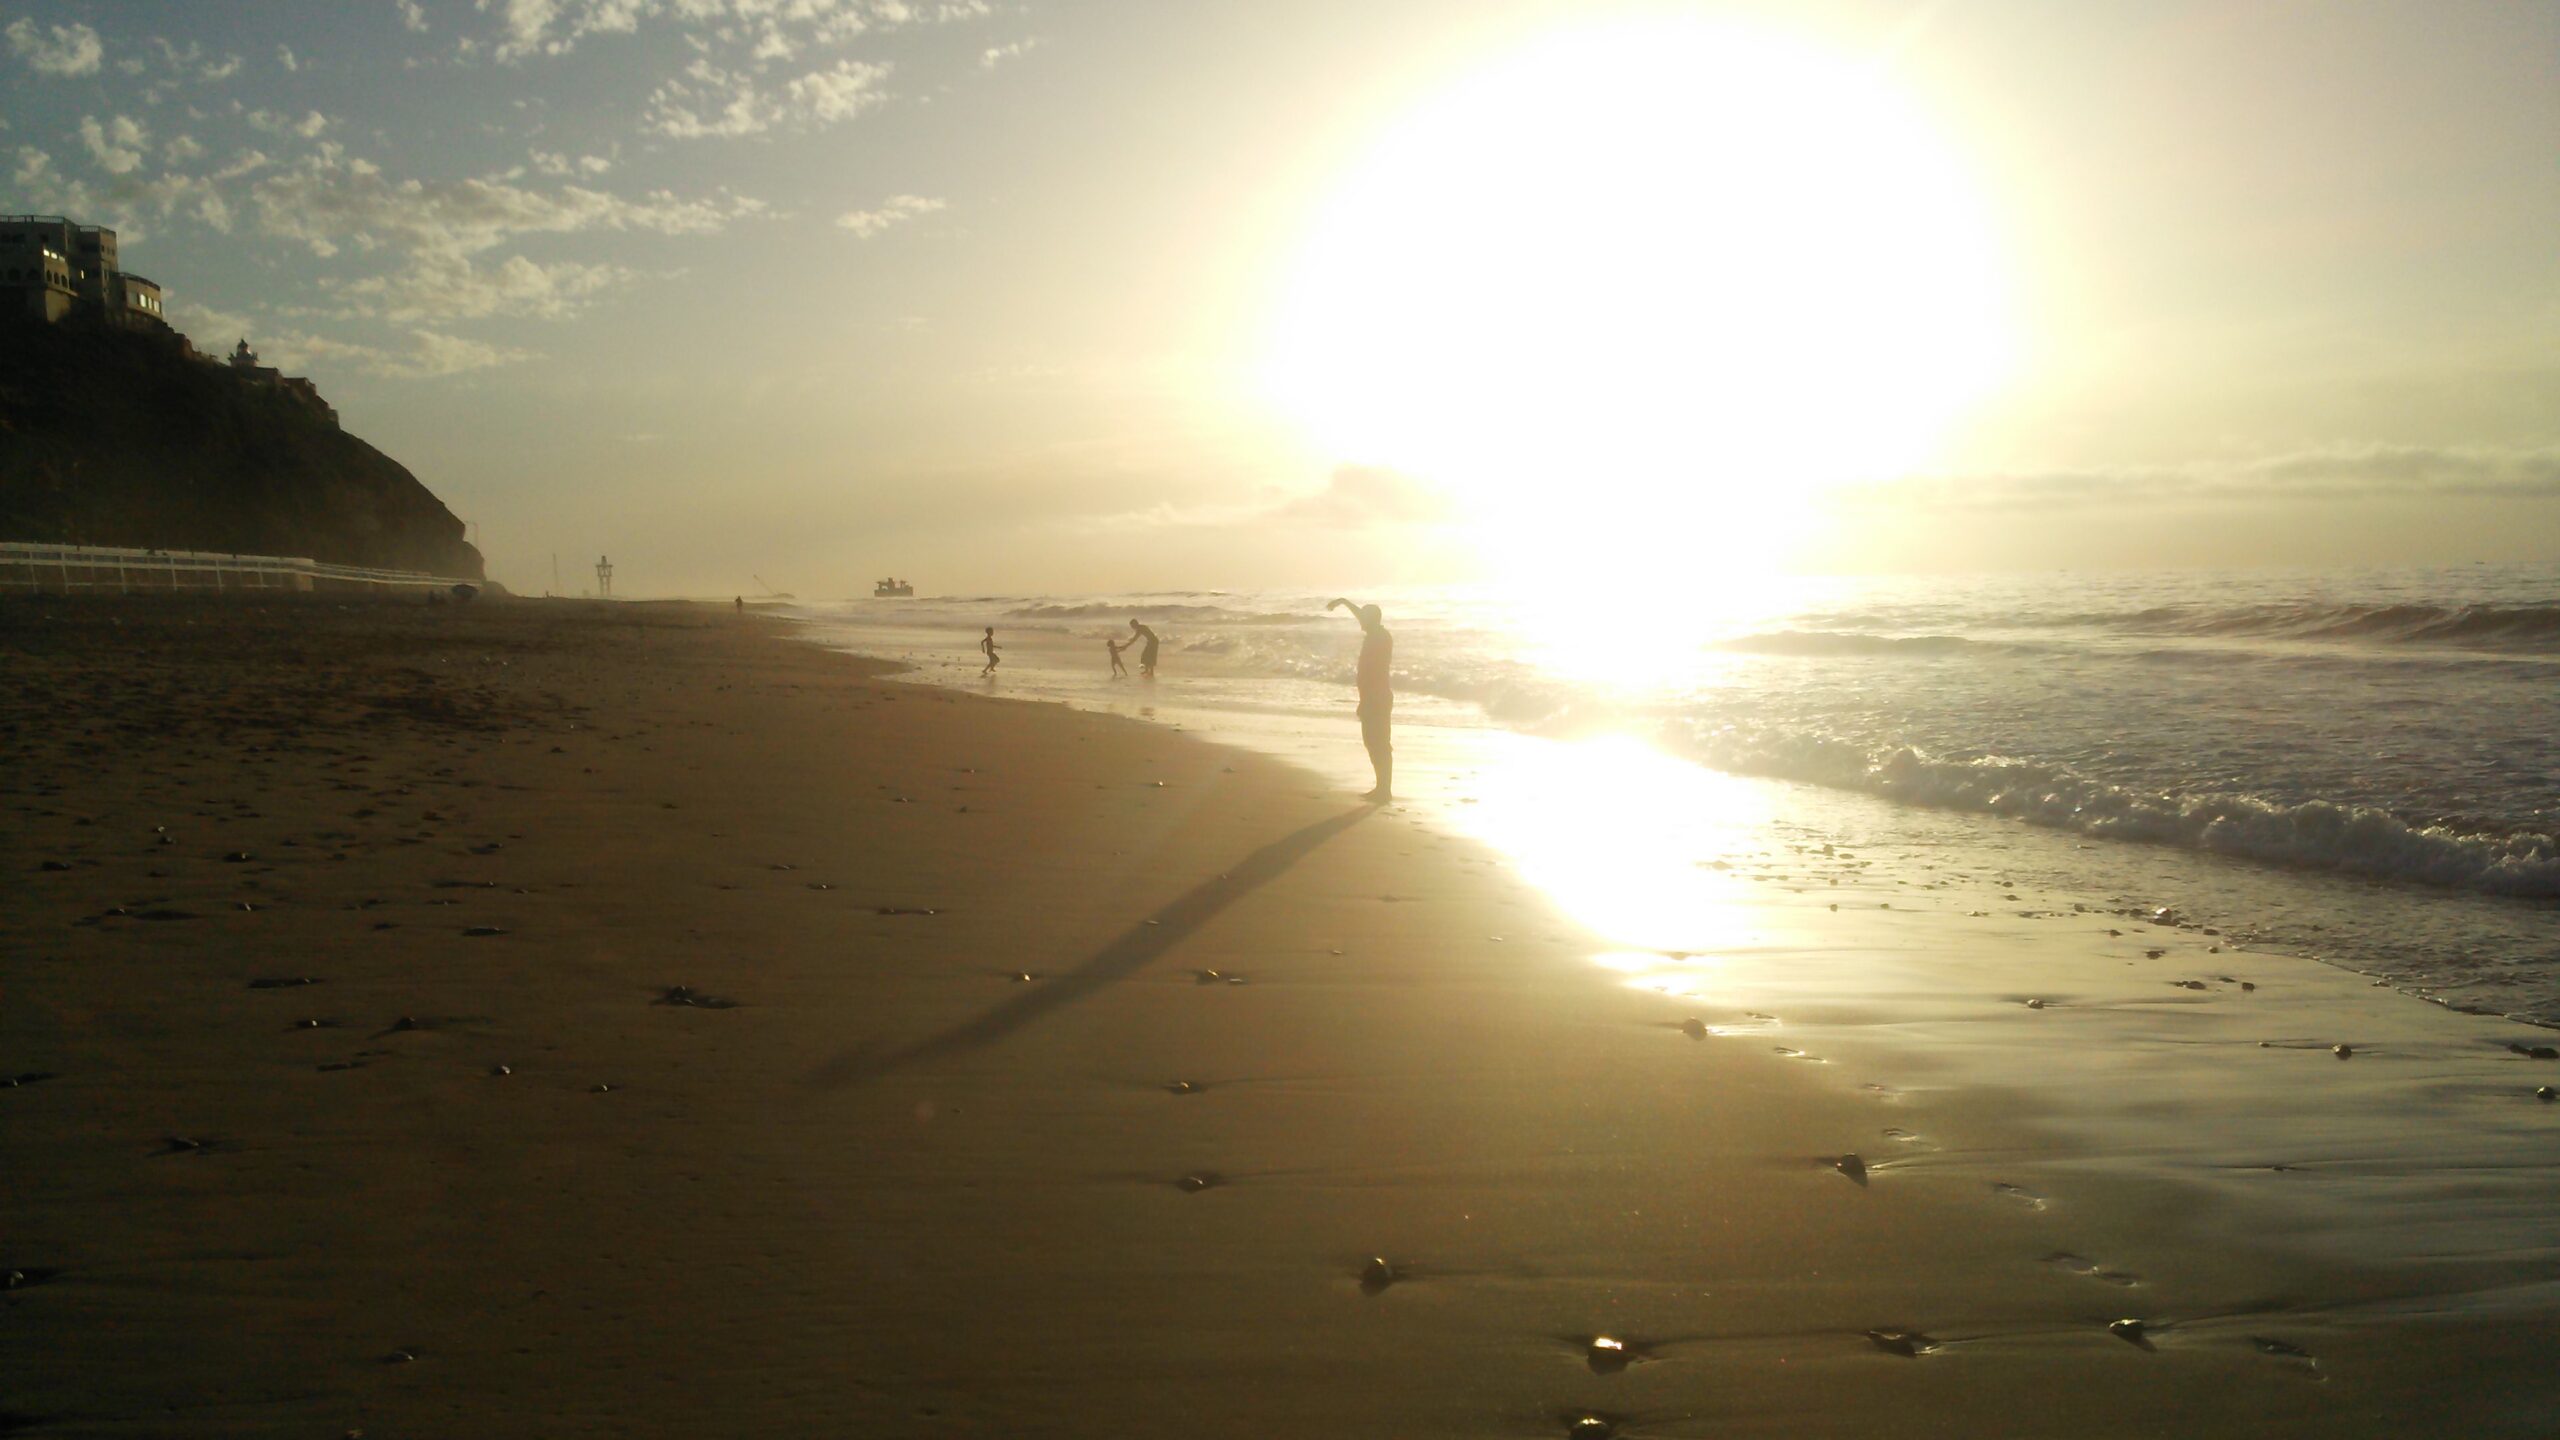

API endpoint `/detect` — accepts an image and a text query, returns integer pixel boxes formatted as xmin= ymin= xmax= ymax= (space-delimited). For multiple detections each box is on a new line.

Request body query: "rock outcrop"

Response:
xmin=0 ymin=314 xmax=483 ymax=579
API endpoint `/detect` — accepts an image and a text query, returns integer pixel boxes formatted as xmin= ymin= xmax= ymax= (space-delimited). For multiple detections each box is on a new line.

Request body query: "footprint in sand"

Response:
xmin=1992 ymin=1182 xmax=2048 ymax=1211
xmin=2042 ymin=1251 xmax=2139 ymax=1286
xmin=1773 ymin=1046 xmax=1824 ymax=1062
xmin=1880 ymin=1127 xmax=1926 ymax=1146
xmin=2251 ymin=1336 xmax=2319 ymax=1371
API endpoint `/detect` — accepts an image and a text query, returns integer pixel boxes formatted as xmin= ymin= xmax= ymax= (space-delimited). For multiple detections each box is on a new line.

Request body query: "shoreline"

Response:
xmin=4 ymin=594 xmax=2555 ymax=1436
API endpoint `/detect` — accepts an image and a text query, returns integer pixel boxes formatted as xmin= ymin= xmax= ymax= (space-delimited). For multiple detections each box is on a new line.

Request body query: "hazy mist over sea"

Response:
xmin=797 ymin=563 xmax=2560 ymax=1023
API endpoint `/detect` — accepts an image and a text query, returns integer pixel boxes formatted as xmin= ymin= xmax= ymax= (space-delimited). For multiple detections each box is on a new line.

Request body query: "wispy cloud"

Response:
xmin=979 ymin=38 xmax=1036 ymax=69
xmin=476 ymin=0 xmax=983 ymax=63
xmin=1066 ymin=465 xmax=1457 ymax=535
xmin=646 ymin=56 xmax=891 ymax=137
xmin=5 ymin=18 xmax=104 ymax=77
xmin=1845 ymin=445 xmax=2560 ymax=510
xmin=835 ymin=192 xmax=941 ymax=238
xmin=247 ymin=108 xmax=333 ymax=140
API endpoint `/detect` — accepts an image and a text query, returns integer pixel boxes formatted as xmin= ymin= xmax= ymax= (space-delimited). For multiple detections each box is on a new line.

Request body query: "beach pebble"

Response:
xmin=1835 ymin=1153 xmax=1869 ymax=1185
xmin=489 ymin=1064 xmax=511 ymax=1076
xmin=1164 ymin=1080 xmax=1198 ymax=1095
xmin=1680 ymin=1018 xmax=1708 ymax=1039
xmin=1176 ymin=1172 xmax=1224 ymax=1193
xmin=162 ymin=1136 xmax=206 ymax=1153
xmin=382 ymin=1349 xmax=416 ymax=1365
xmin=461 ymin=925 xmax=508 ymax=937
xmin=2024 ymin=998 xmax=2047 ymax=1009
xmin=2507 ymin=1043 xmax=2559 ymax=1061
xmin=2536 ymin=1086 xmax=2555 ymax=1102
xmin=1567 ymin=1417 xmax=1614 ymax=1439
xmin=2108 ymin=1318 xmax=2149 ymax=1346
xmin=2332 ymin=1044 xmax=2353 ymax=1059
xmin=1866 ymin=1329 xmax=1939 ymax=1357
xmin=1360 ymin=1256 xmax=1396 ymax=1292
xmin=1585 ymin=1336 xmax=1632 ymax=1373
xmin=2240 ymin=981 xmax=2256 ymax=991
xmin=592 ymin=1083 xmax=615 ymax=1093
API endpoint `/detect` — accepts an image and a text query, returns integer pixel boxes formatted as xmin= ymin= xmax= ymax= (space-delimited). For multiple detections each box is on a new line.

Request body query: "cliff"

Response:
xmin=0 ymin=314 xmax=484 ymax=579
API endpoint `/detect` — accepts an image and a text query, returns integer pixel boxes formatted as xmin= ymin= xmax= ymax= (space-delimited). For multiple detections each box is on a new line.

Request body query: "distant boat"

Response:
xmin=873 ymin=578 xmax=914 ymax=598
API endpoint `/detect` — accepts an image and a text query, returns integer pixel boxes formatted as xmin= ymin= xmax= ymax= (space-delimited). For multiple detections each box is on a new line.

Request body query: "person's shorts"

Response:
xmin=1359 ymin=707 xmax=1392 ymax=750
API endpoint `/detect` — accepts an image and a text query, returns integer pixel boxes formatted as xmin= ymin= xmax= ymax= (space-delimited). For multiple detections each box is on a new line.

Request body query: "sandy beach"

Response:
xmin=5 ymin=596 xmax=2557 ymax=1438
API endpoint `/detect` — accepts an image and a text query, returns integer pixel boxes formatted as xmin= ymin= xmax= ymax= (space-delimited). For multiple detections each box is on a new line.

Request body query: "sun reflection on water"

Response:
xmin=1423 ymin=732 xmax=1781 ymax=998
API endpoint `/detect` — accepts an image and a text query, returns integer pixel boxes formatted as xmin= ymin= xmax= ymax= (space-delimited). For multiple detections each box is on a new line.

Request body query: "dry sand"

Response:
xmin=3 ymin=595 xmax=2555 ymax=1437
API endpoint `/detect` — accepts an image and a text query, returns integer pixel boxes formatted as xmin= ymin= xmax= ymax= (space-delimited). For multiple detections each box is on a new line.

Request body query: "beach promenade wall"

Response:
xmin=0 ymin=540 xmax=479 ymax=596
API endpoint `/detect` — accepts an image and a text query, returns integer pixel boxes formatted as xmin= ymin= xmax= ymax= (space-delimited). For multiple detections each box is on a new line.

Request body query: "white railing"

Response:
xmin=0 ymin=541 xmax=481 ymax=594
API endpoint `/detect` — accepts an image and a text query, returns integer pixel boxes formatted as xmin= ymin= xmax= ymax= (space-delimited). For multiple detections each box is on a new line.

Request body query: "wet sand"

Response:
xmin=3 ymin=596 xmax=2555 ymax=1437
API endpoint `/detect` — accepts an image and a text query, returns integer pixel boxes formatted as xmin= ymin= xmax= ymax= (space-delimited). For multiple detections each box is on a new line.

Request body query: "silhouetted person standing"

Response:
xmin=979 ymin=626 xmax=1001 ymax=676
xmin=1328 ymin=597 xmax=1392 ymax=801
xmin=1128 ymin=619 xmax=1160 ymax=678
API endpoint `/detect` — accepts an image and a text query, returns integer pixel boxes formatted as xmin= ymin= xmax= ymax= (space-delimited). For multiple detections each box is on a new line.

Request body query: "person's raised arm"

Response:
xmin=1327 ymin=597 xmax=1361 ymax=618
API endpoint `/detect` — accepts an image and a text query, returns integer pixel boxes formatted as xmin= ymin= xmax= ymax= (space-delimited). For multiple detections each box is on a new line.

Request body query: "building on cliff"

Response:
xmin=1 ymin=215 xmax=164 ymax=327
xmin=225 ymin=338 xmax=338 ymax=426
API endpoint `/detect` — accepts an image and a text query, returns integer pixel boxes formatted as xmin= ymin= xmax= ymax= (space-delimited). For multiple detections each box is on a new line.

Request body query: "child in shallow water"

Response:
xmin=1106 ymin=637 xmax=1128 ymax=677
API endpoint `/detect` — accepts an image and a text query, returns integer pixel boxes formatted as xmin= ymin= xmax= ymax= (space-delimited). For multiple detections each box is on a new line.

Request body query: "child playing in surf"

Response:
xmin=1106 ymin=637 xmax=1128 ymax=677
xmin=979 ymin=627 xmax=1001 ymax=676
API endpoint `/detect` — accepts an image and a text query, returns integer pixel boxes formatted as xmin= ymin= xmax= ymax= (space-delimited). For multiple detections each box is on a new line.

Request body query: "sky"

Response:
xmin=3 ymin=0 xmax=2554 ymax=597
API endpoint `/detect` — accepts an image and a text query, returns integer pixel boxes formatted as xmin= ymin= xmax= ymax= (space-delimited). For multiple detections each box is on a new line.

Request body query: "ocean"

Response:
xmin=788 ymin=563 xmax=2560 ymax=1026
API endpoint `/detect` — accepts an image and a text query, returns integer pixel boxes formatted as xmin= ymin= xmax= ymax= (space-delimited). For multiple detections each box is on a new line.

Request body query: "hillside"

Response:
xmin=0 ymin=315 xmax=483 ymax=579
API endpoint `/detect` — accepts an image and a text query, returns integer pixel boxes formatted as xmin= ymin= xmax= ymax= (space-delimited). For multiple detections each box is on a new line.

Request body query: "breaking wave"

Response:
xmin=1680 ymin=722 xmax=2560 ymax=899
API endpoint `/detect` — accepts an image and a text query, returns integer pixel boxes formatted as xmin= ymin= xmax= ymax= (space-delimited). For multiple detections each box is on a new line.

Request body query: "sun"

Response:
xmin=1262 ymin=15 xmax=2017 ymax=596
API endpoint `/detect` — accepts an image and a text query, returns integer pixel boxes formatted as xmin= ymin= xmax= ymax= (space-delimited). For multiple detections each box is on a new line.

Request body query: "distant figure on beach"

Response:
xmin=1106 ymin=636 xmax=1129 ymax=678
xmin=734 ymin=596 xmax=743 ymax=613
xmin=979 ymin=626 xmax=1001 ymax=676
xmin=1328 ymin=597 xmax=1392 ymax=801
xmin=1128 ymin=619 xmax=1160 ymax=678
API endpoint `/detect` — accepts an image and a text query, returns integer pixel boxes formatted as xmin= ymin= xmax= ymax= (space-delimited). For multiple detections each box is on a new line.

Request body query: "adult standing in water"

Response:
xmin=1128 ymin=619 xmax=1160 ymax=678
xmin=1327 ymin=597 xmax=1392 ymax=802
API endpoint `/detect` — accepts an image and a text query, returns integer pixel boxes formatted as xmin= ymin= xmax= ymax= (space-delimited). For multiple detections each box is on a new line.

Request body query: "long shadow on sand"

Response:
xmin=809 ymin=807 xmax=1374 ymax=1087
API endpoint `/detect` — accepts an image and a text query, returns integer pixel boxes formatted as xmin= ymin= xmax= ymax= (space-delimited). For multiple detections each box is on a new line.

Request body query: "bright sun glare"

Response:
xmin=1265 ymin=17 xmax=2016 ymax=605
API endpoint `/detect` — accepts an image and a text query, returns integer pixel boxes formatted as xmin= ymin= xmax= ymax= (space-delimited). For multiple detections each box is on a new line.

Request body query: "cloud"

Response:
xmin=164 ymin=134 xmax=207 ymax=164
xmin=647 ymin=55 xmax=890 ymax=137
xmin=475 ymin=0 xmax=983 ymax=62
xmin=397 ymin=0 xmax=431 ymax=33
xmin=786 ymin=57 xmax=892 ymax=122
xmin=1271 ymin=465 xmax=1458 ymax=525
xmin=5 ymin=18 xmax=103 ymax=76
xmin=277 ymin=45 xmax=300 ymax=73
xmin=13 ymin=143 xmax=237 ymax=243
xmin=1846 ymin=445 xmax=2560 ymax=511
xmin=333 ymin=251 xmax=645 ymax=323
xmin=247 ymin=109 xmax=333 ymax=140
xmin=79 ymin=115 xmax=151 ymax=176
xmin=835 ymin=192 xmax=942 ymax=238
xmin=249 ymin=153 xmax=766 ymax=262
xmin=979 ymin=38 xmax=1035 ymax=68
xmin=1067 ymin=465 xmax=1457 ymax=536
xmin=255 ymin=325 xmax=538 ymax=379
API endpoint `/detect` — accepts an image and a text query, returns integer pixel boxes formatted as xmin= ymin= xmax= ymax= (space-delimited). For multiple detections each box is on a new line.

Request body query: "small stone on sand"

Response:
xmin=2108 ymin=1318 xmax=2149 ymax=1345
xmin=2333 ymin=1044 xmax=2353 ymax=1059
xmin=1359 ymin=1256 xmax=1396 ymax=1292
xmin=1866 ymin=1329 xmax=1939 ymax=1357
xmin=1680 ymin=1018 xmax=1707 ymax=1039
xmin=1176 ymin=1172 xmax=1224 ymax=1193
xmin=1836 ymin=1153 xmax=1869 ymax=1185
